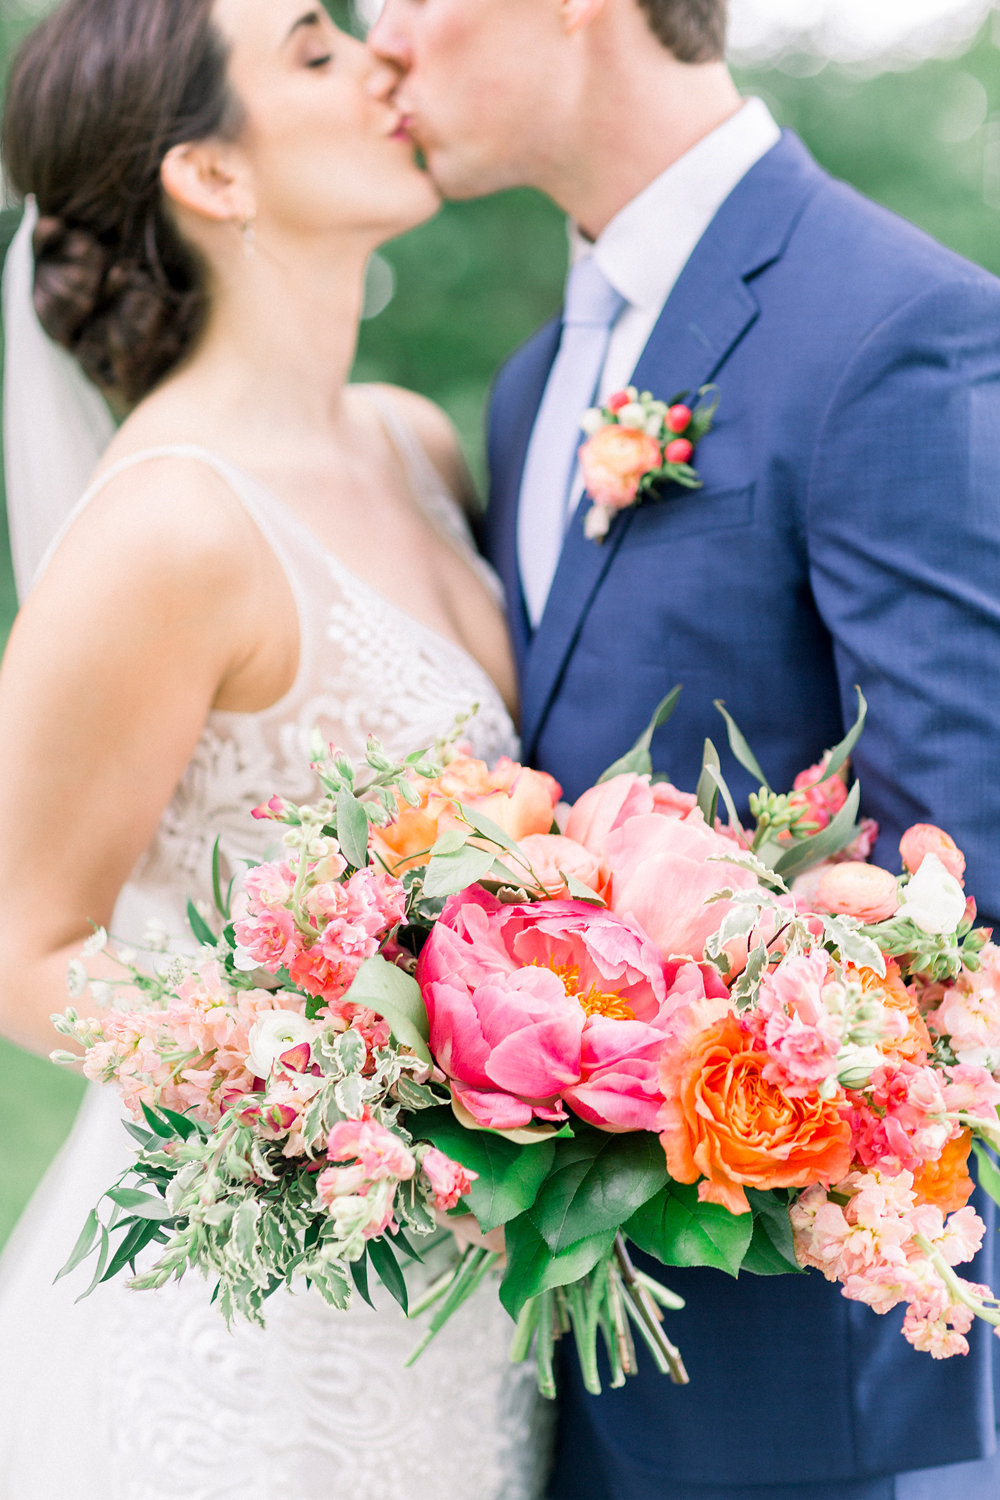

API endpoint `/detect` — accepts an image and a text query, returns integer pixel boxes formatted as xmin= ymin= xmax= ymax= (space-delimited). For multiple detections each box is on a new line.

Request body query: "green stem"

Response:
xmin=509 ymin=1297 xmax=541 ymax=1364
xmin=536 ymin=1291 xmax=557 ymax=1400
xmin=614 ymin=1235 xmax=689 ymax=1385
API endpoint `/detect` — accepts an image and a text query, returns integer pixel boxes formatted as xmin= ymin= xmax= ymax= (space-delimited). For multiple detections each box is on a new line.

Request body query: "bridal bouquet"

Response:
xmin=55 ymin=691 xmax=1000 ymax=1394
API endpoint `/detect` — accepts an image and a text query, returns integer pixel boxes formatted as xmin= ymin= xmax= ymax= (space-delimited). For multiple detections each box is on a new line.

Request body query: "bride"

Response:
xmin=0 ymin=0 xmax=549 ymax=1495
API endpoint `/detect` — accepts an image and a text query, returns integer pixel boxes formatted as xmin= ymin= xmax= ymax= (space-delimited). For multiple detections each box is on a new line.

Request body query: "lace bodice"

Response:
xmin=0 ymin=391 xmax=549 ymax=1500
xmin=56 ymin=391 xmax=519 ymax=939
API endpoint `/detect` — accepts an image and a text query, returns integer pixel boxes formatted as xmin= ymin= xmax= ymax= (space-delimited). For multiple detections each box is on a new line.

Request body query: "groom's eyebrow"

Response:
xmin=283 ymin=9 xmax=324 ymax=44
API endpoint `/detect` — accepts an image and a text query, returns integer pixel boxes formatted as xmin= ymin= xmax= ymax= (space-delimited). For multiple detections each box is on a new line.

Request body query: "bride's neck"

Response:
xmin=172 ymin=237 xmax=370 ymax=438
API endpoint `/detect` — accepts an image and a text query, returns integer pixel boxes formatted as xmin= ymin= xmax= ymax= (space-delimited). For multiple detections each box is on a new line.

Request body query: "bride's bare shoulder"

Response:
xmin=364 ymin=383 xmax=477 ymax=512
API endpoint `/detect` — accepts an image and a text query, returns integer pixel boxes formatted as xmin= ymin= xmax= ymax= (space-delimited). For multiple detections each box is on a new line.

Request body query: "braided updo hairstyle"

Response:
xmin=2 ymin=0 xmax=244 ymax=407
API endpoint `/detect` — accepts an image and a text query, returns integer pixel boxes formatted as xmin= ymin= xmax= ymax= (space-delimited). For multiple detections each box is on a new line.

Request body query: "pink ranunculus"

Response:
xmin=416 ymin=886 xmax=704 ymax=1132
xmin=900 ymin=824 xmax=966 ymax=885
xmin=420 ymin=1146 xmax=478 ymax=1211
xmin=516 ymin=833 xmax=610 ymax=900
xmin=814 ymin=862 xmax=900 ymax=924
xmin=600 ymin=810 xmax=761 ymax=962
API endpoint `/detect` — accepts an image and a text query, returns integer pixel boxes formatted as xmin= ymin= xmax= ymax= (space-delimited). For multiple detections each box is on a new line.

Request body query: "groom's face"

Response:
xmin=368 ymin=0 xmax=565 ymax=198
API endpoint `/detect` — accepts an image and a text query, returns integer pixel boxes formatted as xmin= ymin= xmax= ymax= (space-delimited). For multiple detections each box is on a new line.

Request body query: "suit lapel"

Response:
xmin=518 ymin=132 xmax=825 ymax=758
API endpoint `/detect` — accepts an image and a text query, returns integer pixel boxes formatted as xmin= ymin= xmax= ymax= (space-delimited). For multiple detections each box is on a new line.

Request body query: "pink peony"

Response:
xmin=814 ymin=862 xmax=900 ymax=924
xmin=600 ymin=810 xmax=761 ymax=962
xmin=900 ymin=824 xmax=966 ymax=885
xmin=515 ymin=833 xmax=610 ymax=900
xmin=415 ymin=886 xmax=714 ymax=1132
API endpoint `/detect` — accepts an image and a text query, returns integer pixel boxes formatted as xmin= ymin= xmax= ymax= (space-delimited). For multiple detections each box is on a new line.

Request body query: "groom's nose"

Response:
xmin=367 ymin=0 xmax=413 ymax=73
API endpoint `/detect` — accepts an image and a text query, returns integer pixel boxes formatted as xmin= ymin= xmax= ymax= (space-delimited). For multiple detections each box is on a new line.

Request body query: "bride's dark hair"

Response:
xmin=2 ymin=0 xmax=244 ymax=407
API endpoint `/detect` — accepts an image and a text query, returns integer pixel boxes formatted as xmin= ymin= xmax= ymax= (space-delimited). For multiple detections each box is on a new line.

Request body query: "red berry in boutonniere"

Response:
xmin=577 ymin=383 xmax=719 ymax=542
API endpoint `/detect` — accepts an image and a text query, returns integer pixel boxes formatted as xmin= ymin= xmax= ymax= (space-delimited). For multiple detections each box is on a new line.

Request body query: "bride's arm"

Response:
xmin=0 ymin=461 xmax=265 ymax=1055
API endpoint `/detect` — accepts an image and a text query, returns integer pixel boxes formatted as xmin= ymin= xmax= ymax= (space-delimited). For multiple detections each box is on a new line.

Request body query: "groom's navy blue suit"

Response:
xmin=484 ymin=132 xmax=1000 ymax=1498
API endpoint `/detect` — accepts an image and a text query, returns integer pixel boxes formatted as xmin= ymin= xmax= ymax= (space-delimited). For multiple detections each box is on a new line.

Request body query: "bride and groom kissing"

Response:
xmin=0 ymin=0 xmax=999 ymax=1496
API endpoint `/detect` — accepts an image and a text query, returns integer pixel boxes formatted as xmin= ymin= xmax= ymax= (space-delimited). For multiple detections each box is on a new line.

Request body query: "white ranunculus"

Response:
xmin=895 ymin=853 xmax=967 ymax=935
xmin=246 ymin=1012 xmax=315 ymax=1079
xmin=617 ymin=402 xmax=647 ymax=429
xmin=580 ymin=407 xmax=605 ymax=436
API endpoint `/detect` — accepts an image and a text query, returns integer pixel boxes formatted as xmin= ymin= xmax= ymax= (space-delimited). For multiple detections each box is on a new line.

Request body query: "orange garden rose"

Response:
xmin=372 ymin=754 xmax=561 ymax=874
xmin=658 ymin=1014 xmax=854 ymax=1215
xmin=910 ymin=1129 xmax=975 ymax=1215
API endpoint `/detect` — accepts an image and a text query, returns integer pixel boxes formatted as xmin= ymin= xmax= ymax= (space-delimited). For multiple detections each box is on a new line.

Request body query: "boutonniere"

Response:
xmin=577 ymin=384 xmax=719 ymax=541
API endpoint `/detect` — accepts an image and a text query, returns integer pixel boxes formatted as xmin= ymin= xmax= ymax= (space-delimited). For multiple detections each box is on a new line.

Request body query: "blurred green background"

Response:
xmin=1 ymin=0 xmax=999 ymax=1251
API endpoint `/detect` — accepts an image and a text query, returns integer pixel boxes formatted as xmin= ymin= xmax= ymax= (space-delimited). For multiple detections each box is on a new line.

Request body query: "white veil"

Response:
xmin=2 ymin=198 xmax=116 ymax=601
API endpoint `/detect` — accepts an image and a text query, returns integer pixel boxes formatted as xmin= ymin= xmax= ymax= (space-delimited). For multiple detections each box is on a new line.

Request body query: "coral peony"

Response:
xmin=373 ymin=754 xmax=561 ymax=875
xmin=601 ymin=810 xmax=761 ymax=962
xmin=814 ymin=862 xmax=899 ymax=923
xmin=658 ymin=1014 xmax=853 ymax=1214
xmin=416 ymin=886 xmax=719 ymax=1133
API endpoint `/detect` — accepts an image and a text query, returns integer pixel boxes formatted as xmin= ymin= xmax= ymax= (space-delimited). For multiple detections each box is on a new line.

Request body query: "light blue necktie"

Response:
xmin=517 ymin=256 xmax=627 ymax=628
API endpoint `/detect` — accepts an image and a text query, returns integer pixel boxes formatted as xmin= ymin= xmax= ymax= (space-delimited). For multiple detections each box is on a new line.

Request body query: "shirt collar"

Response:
xmin=570 ymin=98 xmax=782 ymax=311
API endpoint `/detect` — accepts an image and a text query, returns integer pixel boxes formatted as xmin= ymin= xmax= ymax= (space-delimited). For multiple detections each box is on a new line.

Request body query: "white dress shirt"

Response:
xmin=564 ymin=97 xmax=781 ymax=516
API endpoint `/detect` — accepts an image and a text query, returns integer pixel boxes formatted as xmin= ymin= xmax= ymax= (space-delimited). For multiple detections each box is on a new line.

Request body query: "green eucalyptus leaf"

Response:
xmin=625 ymin=1180 xmax=752 ymax=1276
xmin=350 ymin=1252 xmax=375 ymax=1308
xmin=55 ymin=1208 xmax=101 ymax=1283
xmin=100 ymin=1219 xmax=162 ymax=1283
xmin=336 ymin=788 xmax=371 ymax=869
xmin=696 ymin=738 xmax=721 ymax=825
xmin=772 ymin=781 xmax=862 ymax=882
xmin=819 ymin=687 xmax=868 ymax=783
xmin=186 ymin=899 xmax=217 ymax=950
xmin=499 ymin=1215 xmax=615 ymax=1321
xmin=713 ymin=701 xmax=772 ymax=793
xmin=341 ymin=954 xmax=431 ymax=1065
xmin=597 ymin=686 xmax=682 ymax=783
xmin=417 ymin=1106 xmax=555 ymax=1234
xmin=528 ymin=1130 xmax=667 ymax=1254
xmin=105 ymin=1187 xmax=174 ymax=1220
xmin=422 ymin=842 xmax=497 ymax=899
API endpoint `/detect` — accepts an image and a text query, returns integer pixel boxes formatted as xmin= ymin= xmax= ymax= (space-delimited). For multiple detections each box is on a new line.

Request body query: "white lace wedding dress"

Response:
xmin=0 ymin=393 xmax=552 ymax=1500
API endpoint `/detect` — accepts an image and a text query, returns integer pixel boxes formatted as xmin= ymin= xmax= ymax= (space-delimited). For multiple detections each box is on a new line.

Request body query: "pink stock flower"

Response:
xmin=900 ymin=824 xmax=966 ymax=885
xmin=753 ymin=951 xmax=843 ymax=1096
xmin=814 ymin=862 xmax=900 ymax=924
xmin=420 ymin=1146 xmax=477 ymax=1211
xmin=930 ymin=946 xmax=1000 ymax=1069
xmin=327 ymin=1112 xmax=416 ymax=1182
xmin=600 ymin=810 xmax=762 ymax=962
xmin=415 ymin=886 xmax=717 ymax=1132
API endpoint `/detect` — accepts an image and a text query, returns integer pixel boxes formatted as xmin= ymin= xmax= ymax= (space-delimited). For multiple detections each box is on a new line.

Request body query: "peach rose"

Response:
xmin=910 ymin=1129 xmax=976 ymax=1215
xmin=658 ymin=1014 xmax=854 ymax=1215
xmin=899 ymin=824 xmax=966 ymax=885
xmin=578 ymin=425 xmax=663 ymax=510
xmin=515 ymin=833 xmax=611 ymax=900
xmin=814 ymin=862 xmax=899 ymax=924
xmin=373 ymin=755 xmax=561 ymax=874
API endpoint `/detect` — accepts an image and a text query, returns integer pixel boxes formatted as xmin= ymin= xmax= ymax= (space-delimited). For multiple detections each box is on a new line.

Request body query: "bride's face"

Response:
xmin=211 ymin=0 xmax=439 ymax=243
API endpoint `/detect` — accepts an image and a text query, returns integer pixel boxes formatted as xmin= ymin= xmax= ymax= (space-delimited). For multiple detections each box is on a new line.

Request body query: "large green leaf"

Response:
xmin=740 ymin=1189 xmax=804 ymax=1276
xmin=528 ymin=1129 xmax=667 ymax=1254
xmin=422 ymin=842 xmax=497 ymax=898
xmin=417 ymin=1106 xmax=555 ymax=1233
xmin=499 ymin=1213 xmax=615 ymax=1320
xmin=625 ymin=1180 xmax=752 ymax=1276
xmin=597 ymin=687 xmax=682 ymax=783
xmin=336 ymin=787 xmax=371 ymax=870
xmin=341 ymin=954 xmax=431 ymax=1065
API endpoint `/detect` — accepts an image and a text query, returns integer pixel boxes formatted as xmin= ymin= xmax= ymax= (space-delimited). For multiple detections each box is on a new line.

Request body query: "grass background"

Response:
xmin=1 ymin=7 xmax=1000 ymax=1249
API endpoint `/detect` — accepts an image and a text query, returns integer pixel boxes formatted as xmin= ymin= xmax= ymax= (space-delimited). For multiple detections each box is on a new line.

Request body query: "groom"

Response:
xmin=370 ymin=1 xmax=1000 ymax=1496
